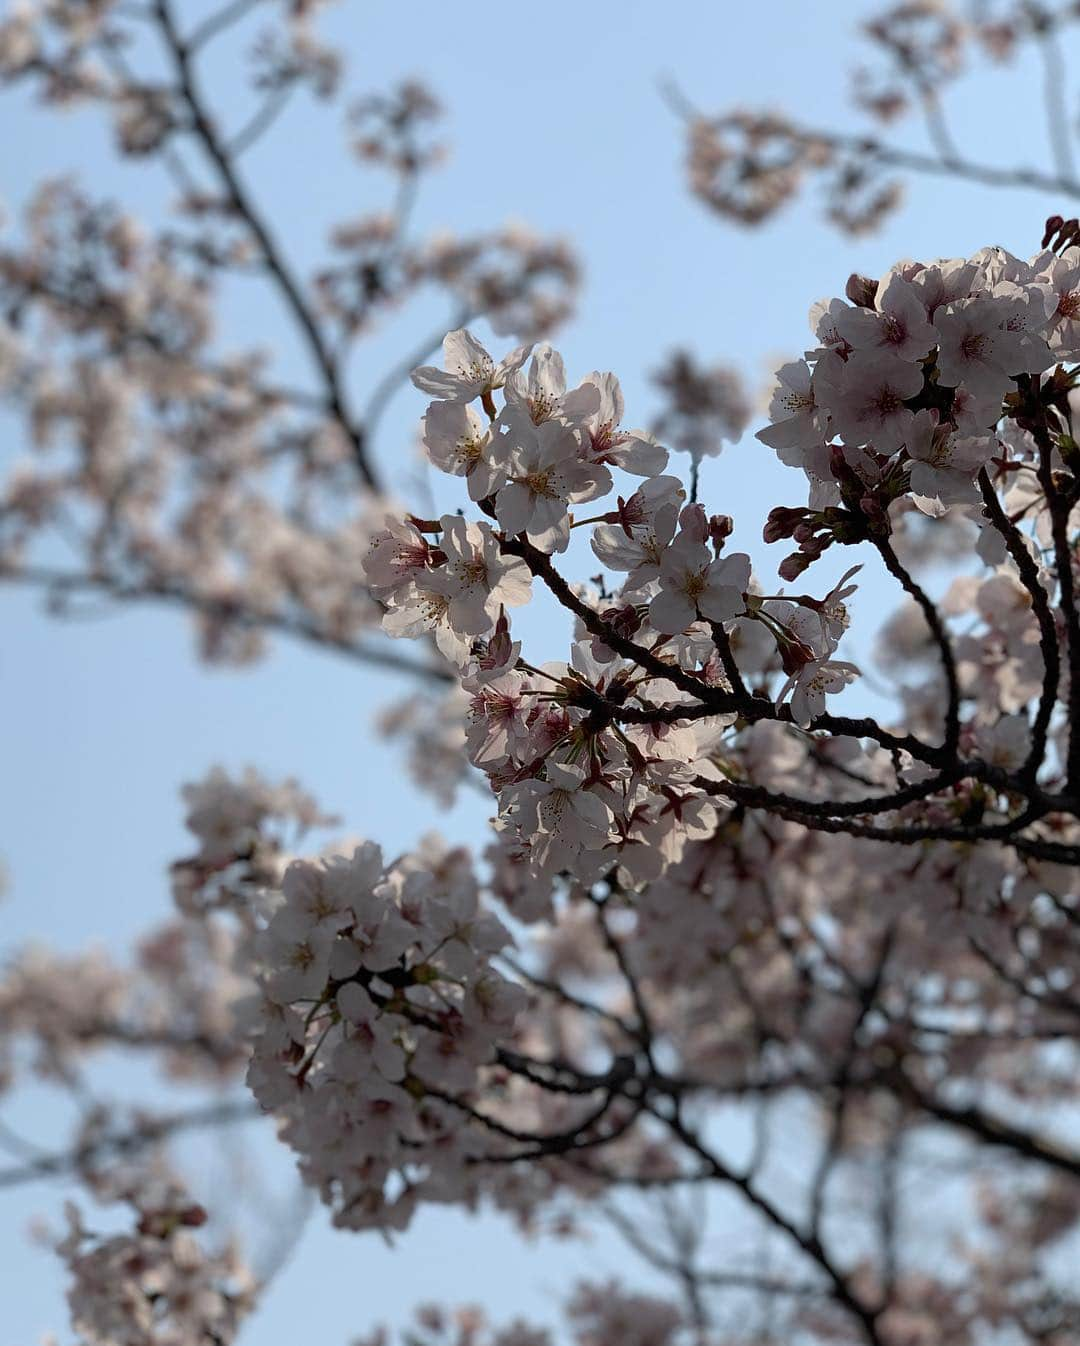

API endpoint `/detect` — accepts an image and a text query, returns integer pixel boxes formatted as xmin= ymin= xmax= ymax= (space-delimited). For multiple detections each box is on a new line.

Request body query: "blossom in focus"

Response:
xmin=649 ymin=518 xmax=750 ymax=635
xmin=411 ymin=328 xmax=532 ymax=402
xmin=495 ymin=421 xmax=609 ymax=553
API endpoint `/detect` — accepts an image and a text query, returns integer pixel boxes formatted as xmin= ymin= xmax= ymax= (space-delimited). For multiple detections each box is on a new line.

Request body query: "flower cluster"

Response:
xmin=172 ymin=766 xmax=335 ymax=917
xmin=244 ymin=837 xmax=527 ymax=1231
xmin=364 ymin=331 xmax=866 ymax=885
xmin=759 ymin=243 xmax=1080 ymax=577
xmin=683 ymin=2 xmax=1076 ymax=236
xmin=354 ymin=1282 xmax=687 ymax=1346
xmin=10 ymin=0 xmax=1080 ymax=1339
xmin=58 ymin=1186 xmax=255 ymax=1346
xmin=649 ymin=347 xmax=751 ymax=463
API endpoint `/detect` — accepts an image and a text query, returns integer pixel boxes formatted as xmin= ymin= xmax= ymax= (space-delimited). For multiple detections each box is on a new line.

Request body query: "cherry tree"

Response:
xmin=3 ymin=4 xmax=1080 ymax=1346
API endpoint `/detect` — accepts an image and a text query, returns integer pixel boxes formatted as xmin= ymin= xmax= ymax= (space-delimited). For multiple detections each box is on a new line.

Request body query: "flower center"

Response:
xmin=871 ymin=387 xmax=903 ymax=417
xmin=455 ymin=357 xmax=494 ymax=385
xmin=455 ymin=558 xmax=488 ymax=588
xmin=960 ymin=331 xmax=989 ymax=362
xmin=683 ymin=569 xmax=708 ymax=600
xmin=1058 ymin=289 xmax=1080 ymax=320
xmin=590 ymin=420 xmax=629 ymax=461
xmin=881 ymin=313 xmax=905 ymax=346
xmin=455 ymin=434 xmax=485 ymax=469
xmin=418 ymin=591 xmax=450 ymax=622
xmin=525 ymin=468 xmax=559 ymax=498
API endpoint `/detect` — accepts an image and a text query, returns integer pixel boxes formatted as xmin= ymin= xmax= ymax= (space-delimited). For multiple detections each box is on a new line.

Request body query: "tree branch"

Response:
xmin=151 ymin=0 xmax=380 ymax=490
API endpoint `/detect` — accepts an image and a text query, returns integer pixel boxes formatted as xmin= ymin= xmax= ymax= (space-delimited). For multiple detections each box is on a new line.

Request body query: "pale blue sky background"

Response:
xmin=3 ymin=2 xmax=1078 ymax=1342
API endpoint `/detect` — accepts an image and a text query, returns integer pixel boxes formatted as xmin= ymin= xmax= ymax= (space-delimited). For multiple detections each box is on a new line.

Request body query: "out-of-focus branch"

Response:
xmin=1031 ymin=1 xmax=1078 ymax=184
xmin=0 ymin=1099 xmax=261 ymax=1190
xmin=151 ymin=0 xmax=380 ymax=491
xmin=3 ymin=565 xmax=454 ymax=682
xmin=227 ymin=84 xmax=295 ymax=159
xmin=186 ymin=0 xmax=269 ymax=55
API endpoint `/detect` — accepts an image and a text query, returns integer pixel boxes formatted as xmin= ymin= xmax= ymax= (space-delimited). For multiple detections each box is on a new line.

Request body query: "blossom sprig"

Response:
xmin=9 ymin=0 xmax=1080 ymax=1334
xmin=360 ymin=246 xmax=1080 ymax=905
xmin=245 ymin=839 xmax=532 ymax=1231
xmin=59 ymin=1184 xmax=256 ymax=1346
xmin=758 ymin=242 xmax=1080 ymax=579
xmin=361 ymin=331 xmax=876 ymax=890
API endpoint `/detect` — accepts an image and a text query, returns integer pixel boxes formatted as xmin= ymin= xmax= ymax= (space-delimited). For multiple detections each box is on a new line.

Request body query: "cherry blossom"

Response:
xmin=9 ymin=5 xmax=1080 ymax=1341
xmin=503 ymin=343 xmax=600 ymax=427
xmin=575 ymin=371 xmax=668 ymax=476
xmin=649 ymin=510 xmax=750 ymax=634
xmin=503 ymin=762 xmax=615 ymax=868
xmin=825 ymin=350 xmax=924 ymax=451
xmin=422 ymin=401 xmax=508 ymax=501
xmin=905 ymin=411 xmax=996 ymax=516
xmin=437 ymin=516 xmax=533 ymax=630
xmin=589 ymin=476 xmax=687 ymax=584
xmin=834 ymin=272 xmax=937 ymax=361
xmin=934 ymin=295 xmax=1051 ymax=399
xmin=756 ymin=359 xmax=828 ymax=459
xmin=411 ymin=329 xmax=532 ymax=404
xmin=494 ymin=421 xmax=608 ymax=553
xmin=59 ymin=1189 xmax=256 ymax=1346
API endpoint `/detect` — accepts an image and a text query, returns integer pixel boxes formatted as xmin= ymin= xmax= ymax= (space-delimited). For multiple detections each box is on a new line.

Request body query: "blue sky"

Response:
xmin=3 ymin=2 xmax=1079 ymax=1341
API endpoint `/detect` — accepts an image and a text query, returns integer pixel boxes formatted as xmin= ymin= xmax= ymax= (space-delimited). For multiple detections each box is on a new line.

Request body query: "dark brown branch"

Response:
xmin=873 ymin=535 xmax=960 ymax=757
xmin=978 ymin=467 xmax=1060 ymax=783
xmin=1032 ymin=420 xmax=1080 ymax=787
xmin=897 ymin=1076 xmax=1080 ymax=1181
xmin=653 ymin=1105 xmax=884 ymax=1346
xmin=504 ymin=530 xmax=951 ymax=770
xmin=151 ymin=0 xmax=379 ymax=490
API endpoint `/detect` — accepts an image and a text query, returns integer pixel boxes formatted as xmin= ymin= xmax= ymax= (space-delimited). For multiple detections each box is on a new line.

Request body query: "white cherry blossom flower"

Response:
xmin=756 ymin=359 xmax=829 ymax=458
xmin=280 ymin=857 xmax=358 ymax=933
xmin=464 ymin=670 xmax=532 ymax=767
xmin=934 ymin=296 xmax=1050 ymax=401
xmin=907 ymin=258 xmax=979 ymax=319
xmin=503 ymin=343 xmax=600 ymax=426
xmin=781 ymin=658 xmax=860 ymax=727
xmin=411 ymin=328 xmax=532 ymax=402
xmin=495 ymin=421 xmax=610 ymax=553
xmin=576 ymin=371 xmax=668 ymax=476
xmin=974 ymin=714 xmax=1031 ymax=769
xmin=364 ymin=516 xmax=435 ymax=599
xmin=438 ymin=515 xmax=532 ymax=633
xmin=834 ymin=275 xmax=937 ymax=363
xmin=259 ymin=908 xmax=334 ymax=1004
xmin=905 ymin=410 xmax=995 ymax=516
xmin=381 ymin=584 xmax=474 ymax=663
xmin=825 ymin=350 xmax=923 ymax=451
xmin=649 ymin=527 xmax=750 ymax=635
xmin=949 ymin=380 xmax=1005 ymax=435
xmin=504 ymin=762 xmax=614 ymax=865
xmin=590 ymin=475 xmax=686 ymax=584
xmin=333 ymin=987 xmax=405 ymax=1081
xmin=1036 ymin=253 xmax=1080 ymax=359
xmin=422 ymin=400 xmax=509 ymax=500
xmin=809 ymin=297 xmax=855 ymax=358
xmin=409 ymin=1017 xmax=495 ymax=1092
